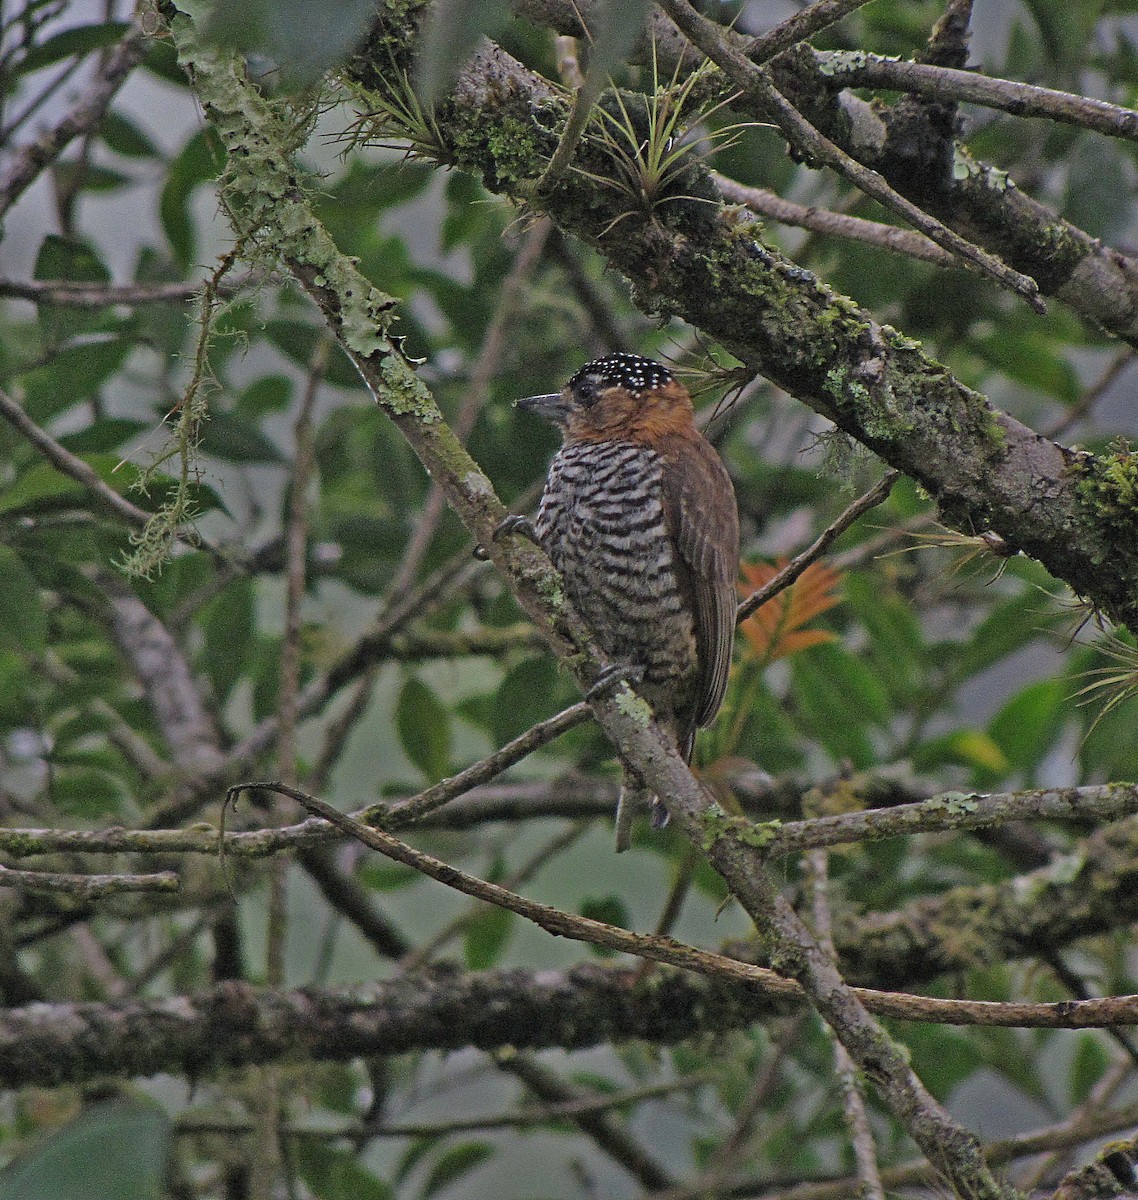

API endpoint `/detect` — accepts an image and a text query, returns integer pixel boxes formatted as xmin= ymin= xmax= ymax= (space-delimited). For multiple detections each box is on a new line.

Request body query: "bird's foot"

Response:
xmin=586 ymin=663 xmax=645 ymax=703
xmin=474 ymin=514 xmax=539 ymax=560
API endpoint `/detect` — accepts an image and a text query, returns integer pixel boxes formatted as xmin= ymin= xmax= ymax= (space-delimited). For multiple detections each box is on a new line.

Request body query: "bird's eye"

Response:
xmin=574 ymin=376 xmax=601 ymax=407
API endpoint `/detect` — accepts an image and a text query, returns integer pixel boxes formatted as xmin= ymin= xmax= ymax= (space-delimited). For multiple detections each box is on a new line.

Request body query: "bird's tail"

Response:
xmin=614 ymin=772 xmax=651 ymax=853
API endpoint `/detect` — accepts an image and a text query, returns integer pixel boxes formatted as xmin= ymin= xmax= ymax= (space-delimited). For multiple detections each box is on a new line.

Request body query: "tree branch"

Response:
xmin=0 ymin=14 xmax=149 ymax=219
xmin=823 ymin=51 xmax=1138 ymax=144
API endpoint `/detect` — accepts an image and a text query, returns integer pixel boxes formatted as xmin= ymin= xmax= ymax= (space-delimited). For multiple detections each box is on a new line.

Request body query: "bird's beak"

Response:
xmin=515 ymin=391 xmax=569 ymax=422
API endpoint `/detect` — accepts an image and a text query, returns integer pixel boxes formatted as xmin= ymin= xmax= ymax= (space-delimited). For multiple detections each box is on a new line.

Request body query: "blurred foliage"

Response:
xmin=2 ymin=0 xmax=1138 ymax=1197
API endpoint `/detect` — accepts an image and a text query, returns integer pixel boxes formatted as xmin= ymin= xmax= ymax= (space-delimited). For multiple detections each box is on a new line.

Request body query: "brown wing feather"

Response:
xmin=659 ymin=430 xmax=740 ymax=747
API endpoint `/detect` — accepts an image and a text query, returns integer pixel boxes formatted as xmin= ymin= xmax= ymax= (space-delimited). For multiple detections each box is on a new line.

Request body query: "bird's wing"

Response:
xmin=660 ymin=432 xmax=740 ymax=735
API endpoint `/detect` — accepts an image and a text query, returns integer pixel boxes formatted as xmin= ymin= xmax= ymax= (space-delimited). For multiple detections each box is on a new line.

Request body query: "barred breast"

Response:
xmin=534 ymin=439 xmax=699 ymax=720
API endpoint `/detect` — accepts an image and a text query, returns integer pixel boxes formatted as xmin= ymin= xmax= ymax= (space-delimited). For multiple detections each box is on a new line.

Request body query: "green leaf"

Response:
xmin=100 ymin=111 xmax=160 ymax=160
xmin=954 ymin=592 xmax=1054 ymax=681
xmin=912 ymin=729 xmax=1010 ymax=782
xmin=17 ymin=338 xmax=130 ymax=422
xmin=396 ymin=676 xmax=452 ymax=783
xmin=901 ymin=1025 xmax=984 ymax=1100
xmin=579 ymin=895 xmax=630 ymax=958
xmin=790 ymin=642 xmax=890 ymax=767
xmin=159 ymin=128 xmax=225 ymax=268
xmin=490 ymin=656 xmax=561 ymax=746
xmin=52 ymin=162 xmax=133 ymax=194
xmin=52 ymin=765 xmax=126 ymax=817
xmin=463 ymin=903 xmax=514 ymax=969
xmin=420 ymin=1142 xmax=494 ymax=1200
xmin=33 ymin=234 xmax=113 ymax=349
xmin=0 ymin=1100 xmax=170 ymax=1200
xmin=0 ymin=547 xmax=46 ymax=652
xmin=206 ymin=0 xmax=380 ymax=89
xmin=988 ymin=678 xmax=1065 ymax=775
xmin=395 ymin=1138 xmax=437 ymax=1188
xmin=1069 ymin=1032 xmax=1110 ymax=1106
xmin=14 ymin=22 xmax=129 ymax=77
xmin=415 ymin=0 xmax=511 ymax=101
xmin=295 ymin=1140 xmax=392 ymax=1200
xmin=34 ymin=234 xmax=111 ymax=285
xmin=200 ymin=411 xmax=284 ymax=464
xmin=844 ymin=572 xmax=924 ymax=703
xmin=238 ymin=374 xmax=294 ymax=416
xmin=975 ymin=329 xmax=1081 ymax=404
xmin=263 ymin=320 xmax=360 ymax=388
xmin=356 ymin=862 xmax=419 ymax=892
xmin=201 ymin=578 xmax=255 ymax=703
xmin=58 ymin=418 xmax=148 ymax=454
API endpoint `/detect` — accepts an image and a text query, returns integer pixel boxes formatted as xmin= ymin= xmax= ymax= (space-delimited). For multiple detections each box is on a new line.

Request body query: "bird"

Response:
xmin=515 ymin=353 xmax=740 ymax=851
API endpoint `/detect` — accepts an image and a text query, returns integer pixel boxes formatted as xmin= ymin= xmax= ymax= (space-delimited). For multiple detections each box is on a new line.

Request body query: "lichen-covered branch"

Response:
xmin=347 ymin=25 xmax=1138 ymax=631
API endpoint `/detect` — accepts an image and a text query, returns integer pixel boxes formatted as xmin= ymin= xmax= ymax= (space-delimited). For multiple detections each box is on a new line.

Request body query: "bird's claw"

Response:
xmin=474 ymin=514 xmax=539 ymax=559
xmin=586 ymin=663 xmax=645 ymax=703
xmin=494 ymin=514 xmax=539 ymax=543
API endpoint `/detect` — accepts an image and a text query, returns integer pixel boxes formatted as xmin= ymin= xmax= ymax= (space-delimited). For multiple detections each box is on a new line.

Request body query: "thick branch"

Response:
xmin=347 ymin=36 xmax=1138 ymax=628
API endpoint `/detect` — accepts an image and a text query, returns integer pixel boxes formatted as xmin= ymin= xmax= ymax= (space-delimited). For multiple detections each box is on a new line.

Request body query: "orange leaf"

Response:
xmin=737 ymin=559 xmax=842 ymax=664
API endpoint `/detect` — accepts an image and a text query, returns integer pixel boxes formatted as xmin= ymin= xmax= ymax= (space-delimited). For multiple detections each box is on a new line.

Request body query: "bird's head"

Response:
xmin=517 ymin=353 xmax=695 ymax=442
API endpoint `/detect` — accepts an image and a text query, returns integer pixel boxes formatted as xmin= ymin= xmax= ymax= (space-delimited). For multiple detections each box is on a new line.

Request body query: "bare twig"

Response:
xmin=0 ymin=862 xmax=177 ymax=898
xmin=739 ymin=781 xmax=1138 ymax=857
xmin=1045 ymin=349 xmax=1136 ymax=439
xmin=807 ymin=848 xmax=885 ymax=1200
xmin=737 ymin=471 xmax=898 ymax=622
xmin=726 ymin=1096 xmax=1138 ymax=1200
xmin=0 ymin=17 xmax=148 ymax=218
xmin=386 ymin=218 xmax=551 ymax=598
xmin=173 ymin=1070 xmax=715 ymax=1139
xmin=400 ymin=820 xmax=589 ymax=971
xmin=0 ymin=275 xmax=262 ymax=306
xmin=745 ymin=0 xmax=874 ymax=64
xmin=822 ymin=51 xmax=1138 ymax=144
xmin=5 ymin=779 xmax=1135 ymax=866
xmin=660 ymin=1016 xmax=807 ymax=1200
xmin=714 ymin=174 xmax=957 ymax=267
xmin=380 ymin=700 xmax=593 ymax=826
xmin=498 ymin=1050 xmax=676 ymax=1190
xmin=657 ymin=0 xmax=1045 ymax=313
xmin=228 ymin=780 xmax=1138 ymax=1032
xmin=0 ymin=385 xmax=154 ymax=530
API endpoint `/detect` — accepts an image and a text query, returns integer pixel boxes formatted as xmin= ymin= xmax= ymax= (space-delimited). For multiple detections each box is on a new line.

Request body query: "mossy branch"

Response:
xmin=344 ymin=24 xmax=1138 ymax=633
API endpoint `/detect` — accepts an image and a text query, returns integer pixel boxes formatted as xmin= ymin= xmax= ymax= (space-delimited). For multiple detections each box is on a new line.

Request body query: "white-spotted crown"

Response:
xmin=567 ymin=353 xmax=675 ymax=398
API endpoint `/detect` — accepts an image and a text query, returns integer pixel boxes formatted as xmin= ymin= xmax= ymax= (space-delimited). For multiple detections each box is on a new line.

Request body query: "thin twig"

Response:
xmin=380 ymin=700 xmax=593 ymax=826
xmin=400 ymin=820 xmax=590 ymax=971
xmin=807 ymin=848 xmax=885 ymax=1200
xmin=0 ymin=17 xmax=148 ymax=218
xmin=0 ymin=275 xmax=262 ymax=306
xmin=1045 ymin=349 xmax=1136 ymax=439
xmin=737 ymin=471 xmax=898 ymax=622
xmin=0 ymin=863 xmax=177 ymax=898
xmin=386 ymin=218 xmax=551 ymax=599
xmin=660 ymin=1016 xmax=807 ymax=1200
xmin=0 ymin=385 xmax=154 ymax=529
xmin=7 ymin=779 xmax=1135 ymax=861
xmin=714 ymin=174 xmax=957 ymax=267
xmin=823 ymin=51 xmax=1138 ymax=144
xmin=173 ymin=1070 xmax=715 ymax=1139
xmin=740 ymin=781 xmax=1138 ymax=857
xmin=725 ymin=1096 xmax=1138 ymax=1200
xmin=227 ymin=781 xmax=1138 ymax=1031
xmin=657 ymin=0 xmax=1045 ymax=312
xmin=745 ymin=0 xmax=874 ymax=64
